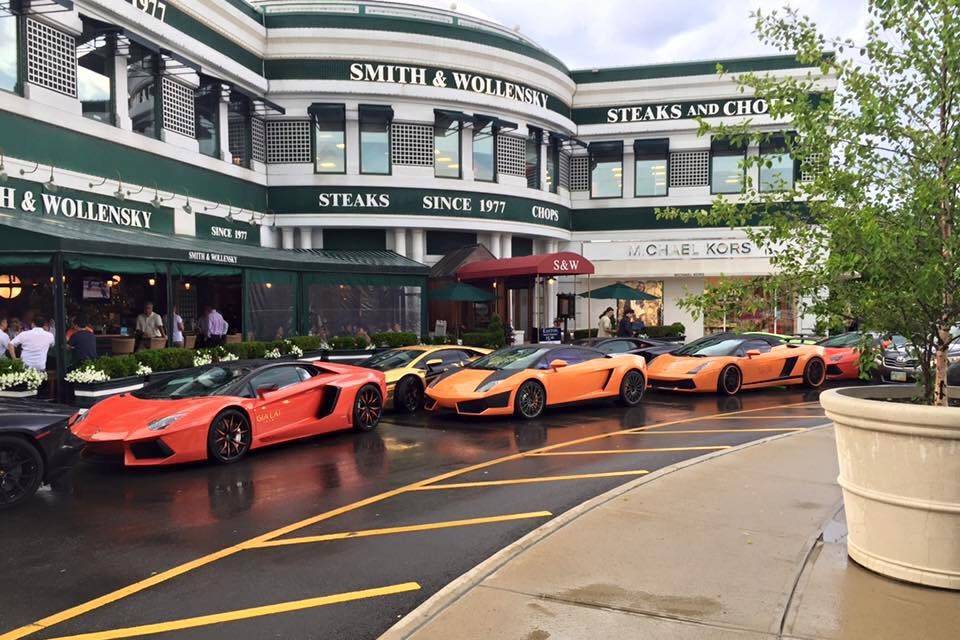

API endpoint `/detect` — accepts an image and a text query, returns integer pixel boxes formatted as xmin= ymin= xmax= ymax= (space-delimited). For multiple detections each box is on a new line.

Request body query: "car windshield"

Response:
xmin=133 ymin=367 xmax=251 ymax=399
xmin=363 ymin=349 xmax=426 ymax=371
xmin=674 ymin=337 xmax=744 ymax=357
xmin=818 ymin=333 xmax=862 ymax=348
xmin=469 ymin=347 xmax=551 ymax=370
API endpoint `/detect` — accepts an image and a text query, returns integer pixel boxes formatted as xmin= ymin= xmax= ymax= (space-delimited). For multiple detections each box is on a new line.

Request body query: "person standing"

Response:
xmin=206 ymin=306 xmax=229 ymax=347
xmin=8 ymin=316 xmax=55 ymax=371
xmin=170 ymin=305 xmax=185 ymax=348
xmin=67 ymin=318 xmax=97 ymax=365
xmin=0 ymin=317 xmax=9 ymax=358
xmin=135 ymin=302 xmax=165 ymax=350
xmin=598 ymin=307 xmax=616 ymax=338
xmin=618 ymin=309 xmax=637 ymax=337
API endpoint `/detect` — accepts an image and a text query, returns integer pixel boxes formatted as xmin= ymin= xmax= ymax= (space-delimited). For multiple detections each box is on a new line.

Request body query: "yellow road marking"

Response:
xmin=621 ymin=428 xmax=806 ymax=435
xmin=412 ymin=470 xmax=649 ymax=491
xmin=526 ymin=446 xmax=731 ymax=456
xmin=701 ymin=415 xmax=825 ymax=420
xmin=43 ymin=583 xmax=421 ymax=640
xmin=249 ymin=511 xmax=553 ymax=549
xmin=0 ymin=399 xmax=818 ymax=640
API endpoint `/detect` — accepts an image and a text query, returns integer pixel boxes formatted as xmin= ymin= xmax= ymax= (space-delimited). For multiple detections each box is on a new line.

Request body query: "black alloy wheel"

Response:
xmin=354 ymin=384 xmax=383 ymax=432
xmin=618 ymin=369 xmax=646 ymax=406
xmin=515 ymin=380 xmax=546 ymax=420
xmin=804 ymin=358 xmax=827 ymax=388
xmin=208 ymin=410 xmax=252 ymax=464
xmin=718 ymin=365 xmax=743 ymax=396
xmin=394 ymin=376 xmax=423 ymax=413
xmin=0 ymin=436 xmax=45 ymax=509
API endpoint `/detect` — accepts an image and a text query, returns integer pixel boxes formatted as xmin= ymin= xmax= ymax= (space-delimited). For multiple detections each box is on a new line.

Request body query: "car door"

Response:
xmin=541 ymin=347 xmax=608 ymax=402
xmin=248 ymin=366 xmax=320 ymax=442
xmin=736 ymin=339 xmax=782 ymax=385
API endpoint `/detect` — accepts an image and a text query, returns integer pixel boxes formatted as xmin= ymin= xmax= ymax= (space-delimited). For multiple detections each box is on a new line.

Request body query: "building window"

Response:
xmin=589 ymin=141 xmax=623 ymax=198
xmin=512 ymin=236 xmax=534 ymax=257
xmin=195 ymin=78 xmax=220 ymax=159
xmin=473 ymin=117 xmax=496 ymax=182
xmin=76 ymin=24 xmax=113 ymax=124
xmin=0 ymin=13 xmax=18 ymax=93
xmin=434 ymin=110 xmax=462 ymax=178
xmin=526 ymin=127 xmax=541 ymax=189
xmin=545 ymin=135 xmax=560 ymax=193
xmin=427 ymin=230 xmax=477 ymax=255
xmin=311 ymin=103 xmax=346 ymax=174
xmin=323 ymin=229 xmax=386 ymax=250
xmin=760 ymin=134 xmax=795 ymax=192
xmin=634 ymin=139 xmax=669 ymax=197
xmin=359 ymin=104 xmax=393 ymax=175
xmin=127 ymin=43 xmax=160 ymax=139
xmin=711 ymin=138 xmax=746 ymax=194
xmin=228 ymin=90 xmax=252 ymax=168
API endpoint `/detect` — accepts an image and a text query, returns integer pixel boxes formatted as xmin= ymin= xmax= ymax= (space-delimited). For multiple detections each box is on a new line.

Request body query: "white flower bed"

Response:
xmin=193 ymin=353 xmax=213 ymax=367
xmin=136 ymin=364 xmax=153 ymax=377
xmin=263 ymin=348 xmax=282 ymax=359
xmin=0 ymin=367 xmax=47 ymax=391
xmin=286 ymin=341 xmax=303 ymax=358
xmin=65 ymin=367 xmax=110 ymax=384
xmin=220 ymin=352 xmax=239 ymax=362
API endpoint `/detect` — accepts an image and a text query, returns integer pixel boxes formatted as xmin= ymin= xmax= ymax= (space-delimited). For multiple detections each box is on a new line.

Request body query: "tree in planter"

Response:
xmin=660 ymin=1 xmax=960 ymax=405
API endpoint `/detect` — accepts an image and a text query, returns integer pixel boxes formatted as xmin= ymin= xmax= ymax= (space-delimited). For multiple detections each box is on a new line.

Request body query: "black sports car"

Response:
xmin=574 ymin=336 xmax=677 ymax=362
xmin=0 ymin=400 xmax=82 ymax=508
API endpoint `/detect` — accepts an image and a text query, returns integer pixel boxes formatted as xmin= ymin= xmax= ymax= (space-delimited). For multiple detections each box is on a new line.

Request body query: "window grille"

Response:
xmin=569 ymin=155 xmax=590 ymax=191
xmin=161 ymin=77 xmax=196 ymax=138
xmin=496 ymin=134 xmax=526 ymax=177
xmin=559 ymin=150 xmax=571 ymax=191
xmin=669 ymin=150 xmax=710 ymax=187
xmin=251 ymin=117 xmax=267 ymax=164
xmin=391 ymin=122 xmax=433 ymax=166
xmin=26 ymin=18 xmax=77 ymax=97
xmin=800 ymin=152 xmax=822 ymax=182
xmin=266 ymin=119 xmax=311 ymax=164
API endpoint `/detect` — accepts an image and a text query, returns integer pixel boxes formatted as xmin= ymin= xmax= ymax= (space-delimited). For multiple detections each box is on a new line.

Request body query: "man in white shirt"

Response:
xmin=171 ymin=305 xmax=184 ymax=348
xmin=135 ymin=302 xmax=165 ymax=349
xmin=0 ymin=317 xmax=9 ymax=358
xmin=8 ymin=317 xmax=55 ymax=371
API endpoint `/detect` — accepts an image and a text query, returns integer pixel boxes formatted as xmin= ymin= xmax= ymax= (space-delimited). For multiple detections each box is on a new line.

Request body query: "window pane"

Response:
xmin=128 ymin=45 xmax=158 ymax=138
xmin=526 ymin=130 xmax=541 ymax=189
xmin=760 ymin=153 xmax=794 ymax=192
xmin=635 ymin=158 xmax=667 ymax=196
xmin=434 ymin=116 xmax=460 ymax=178
xmin=77 ymin=32 xmax=112 ymax=124
xmin=712 ymin=155 xmax=743 ymax=193
xmin=306 ymin=284 xmax=422 ymax=338
xmin=195 ymin=80 xmax=219 ymax=159
xmin=0 ymin=14 xmax=17 ymax=93
xmin=591 ymin=159 xmax=622 ymax=198
xmin=473 ymin=122 xmax=495 ymax=181
xmin=316 ymin=124 xmax=345 ymax=173
xmin=546 ymin=139 xmax=559 ymax=194
xmin=228 ymin=92 xmax=251 ymax=168
xmin=360 ymin=121 xmax=390 ymax=174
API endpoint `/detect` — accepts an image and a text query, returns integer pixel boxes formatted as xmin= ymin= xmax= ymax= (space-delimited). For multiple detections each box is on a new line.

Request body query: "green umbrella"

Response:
xmin=431 ymin=281 xmax=495 ymax=302
xmin=579 ymin=282 xmax=659 ymax=301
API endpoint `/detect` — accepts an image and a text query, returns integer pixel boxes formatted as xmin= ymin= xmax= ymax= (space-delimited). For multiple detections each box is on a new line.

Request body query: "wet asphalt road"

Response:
xmin=0 ymin=388 xmax=833 ymax=640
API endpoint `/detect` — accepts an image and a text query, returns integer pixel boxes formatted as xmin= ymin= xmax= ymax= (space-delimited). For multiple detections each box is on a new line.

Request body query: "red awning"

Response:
xmin=457 ymin=252 xmax=595 ymax=280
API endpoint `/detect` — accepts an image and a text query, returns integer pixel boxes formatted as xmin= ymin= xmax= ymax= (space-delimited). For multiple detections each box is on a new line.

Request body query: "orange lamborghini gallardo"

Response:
xmin=646 ymin=333 xmax=827 ymax=396
xmin=425 ymin=344 xmax=647 ymax=419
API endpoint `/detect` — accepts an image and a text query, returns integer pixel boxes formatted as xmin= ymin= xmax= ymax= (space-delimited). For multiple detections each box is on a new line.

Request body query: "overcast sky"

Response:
xmin=415 ymin=0 xmax=869 ymax=69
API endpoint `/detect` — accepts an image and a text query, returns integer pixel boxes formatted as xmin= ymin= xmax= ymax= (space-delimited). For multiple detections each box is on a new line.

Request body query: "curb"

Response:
xmin=380 ymin=422 xmax=834 ymax=640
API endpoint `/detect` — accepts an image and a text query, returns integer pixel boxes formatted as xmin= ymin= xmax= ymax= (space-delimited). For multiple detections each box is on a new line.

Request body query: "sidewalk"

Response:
xmin=384 ymin=427 xmax=960 ymax=640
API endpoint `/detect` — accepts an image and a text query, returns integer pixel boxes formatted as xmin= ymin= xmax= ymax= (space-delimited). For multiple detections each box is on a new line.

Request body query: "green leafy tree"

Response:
xmin=661 ymin=0 xmax=960 ymax=405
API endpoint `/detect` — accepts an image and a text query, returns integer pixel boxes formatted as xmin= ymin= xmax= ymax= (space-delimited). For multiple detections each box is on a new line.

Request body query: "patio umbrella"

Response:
xmin=579 ymin=282 xmax=659 ymax=302
xmin=431 ymin=281 xmax=495 ymax=340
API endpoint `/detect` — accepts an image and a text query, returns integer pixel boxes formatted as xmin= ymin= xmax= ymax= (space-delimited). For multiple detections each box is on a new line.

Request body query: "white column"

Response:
xmin=539 ymin=134 xmax=549 ymax=191
xmin=488 ymin=232 xmax=502 ymax=258
xmin=664 ymin=277 xmax=705 ymax=340
xmin=393 ymin=228 xmax=408 ymax=257
xmin=460 ymin=124 xmax=473 ymax=181
xmin=500 ymin=233 xmax=512 ymax=259
xmin=410 ymin=229 xmax=426 ymax=264
xmin=113 ymin=36 xmax=131 ymax=131
xmin=299 ymin=227 xmax=313 ymax=250
xmin=311 ymin=228 xmax=324 ymax=249
xmin=346 ymin=106 xmax=360 ymax=175
xmin=281 ymin=227 xmax=296 ymax=249
xmin=218 ymin=84 xmax=232 ymax=164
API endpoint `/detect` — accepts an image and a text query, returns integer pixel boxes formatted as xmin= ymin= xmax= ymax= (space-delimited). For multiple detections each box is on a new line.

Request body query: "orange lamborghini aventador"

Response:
xmin=424 ymin=344 xmax=647 ymax=418
xmin=646 ymin=333 xmax=827 ymax=395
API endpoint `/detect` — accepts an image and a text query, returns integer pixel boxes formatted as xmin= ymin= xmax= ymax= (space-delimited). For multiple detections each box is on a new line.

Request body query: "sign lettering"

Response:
xmin=318 ymin=193 xmax=390 ymax=208
xmin=126 ymin=0 xmax=167 ymax=22
xmin=552 ymin=258 xmax=580 ymax=271
xmin=607 ymin=98 xmax=769 ymax=123
xmin=187 ymin=251 xmax=239 ymax=264
xmin=0 ymin=186 xmax=154 ymax=230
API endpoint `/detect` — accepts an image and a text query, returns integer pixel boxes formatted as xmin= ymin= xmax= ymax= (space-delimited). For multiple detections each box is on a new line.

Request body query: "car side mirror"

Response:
xmin=425 ymin=358 xmax=443 ymax=370
xmin=256 ymin=384 xmax=279 ymax=399
xmin=549 ymin=359 xmax=568 ymax=370
xmin=746 ymin=349 xmax=762 ymax=358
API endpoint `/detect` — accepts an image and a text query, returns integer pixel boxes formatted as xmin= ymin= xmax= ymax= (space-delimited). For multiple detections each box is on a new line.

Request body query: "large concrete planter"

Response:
xmin=821 ymin=386 xmax=960 ymax=589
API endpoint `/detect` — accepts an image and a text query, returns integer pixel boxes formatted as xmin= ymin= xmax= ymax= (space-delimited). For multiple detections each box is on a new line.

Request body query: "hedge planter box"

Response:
xmin=302 ymin=349 xmax=384 ymax=365
xmin=0 ymin=386 xmax=39 ymax=399
xmin=72 ymin=376 xmax=147 ymax=407
xmin=821 ymin=386 xmax=960 ymax=590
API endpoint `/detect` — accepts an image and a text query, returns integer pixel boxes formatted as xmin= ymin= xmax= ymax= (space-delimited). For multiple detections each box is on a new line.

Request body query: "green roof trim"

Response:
xmin=571 ymin=53 xmax=828 ymax=84
xmin=222 ymin=0 xmax=264 ymax=24
xmin=264 ymin=12 xmax=569 ymax=75
xmin=162 ymin=4 xmax=263 ymax=74
xmin=571 ymin=205 xmax=762 ymax=232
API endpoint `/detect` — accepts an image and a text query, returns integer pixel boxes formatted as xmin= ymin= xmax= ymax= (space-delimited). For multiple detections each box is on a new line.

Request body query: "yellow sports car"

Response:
xmin=361 ymin=345 xmax=491 ymax=412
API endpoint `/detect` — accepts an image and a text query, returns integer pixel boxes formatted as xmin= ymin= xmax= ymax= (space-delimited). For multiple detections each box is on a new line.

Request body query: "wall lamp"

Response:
xmin=22 ymin=163 xmax=58 ymax=193
xmin=150 ymin=186 xmax=176 ymax=209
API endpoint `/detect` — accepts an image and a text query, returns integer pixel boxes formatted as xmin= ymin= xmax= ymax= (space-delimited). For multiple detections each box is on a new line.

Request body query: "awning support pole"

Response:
xmin=52 ymin=252 xmax=67 ymax=403
xmin=165 ymin=262 xmax=174 ymax=347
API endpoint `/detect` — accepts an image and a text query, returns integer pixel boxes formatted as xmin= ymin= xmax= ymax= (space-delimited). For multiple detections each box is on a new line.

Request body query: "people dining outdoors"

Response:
xmin=135 ymin=302 xmax=165 ymax=350
xmin=7 ymin=316 xmax=55 ymax=371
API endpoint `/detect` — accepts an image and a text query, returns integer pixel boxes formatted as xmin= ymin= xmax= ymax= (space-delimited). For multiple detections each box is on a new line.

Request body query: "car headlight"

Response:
xmin=686 ymin=363 xmax=710 ymax=374
xmin=830 ymin=354 xmax=844 ymax=362
xmin=147 ymin=414 xmax=186 ymax=432
xmin=475 ymin=380 xmax=499 ymax=393
xmin=69 ymin=409 xmax=89 ymax=426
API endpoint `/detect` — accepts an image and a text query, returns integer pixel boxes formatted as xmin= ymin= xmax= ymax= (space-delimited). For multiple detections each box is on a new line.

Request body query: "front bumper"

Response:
xmin=425 ymin=390 xmax=513 ymax=416
xmin=76 ymin=422 xmax=207 ymax=466
xmin=647 ymin=375 xmax=699 ymax=392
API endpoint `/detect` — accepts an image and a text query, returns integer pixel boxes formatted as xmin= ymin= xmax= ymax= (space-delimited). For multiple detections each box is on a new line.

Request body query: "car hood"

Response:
xmin=73 ymin=394 xmax=228 ymax=440
xmin=431 ymin=368 xmax=517 ymax=395
xmin=648 ymin=355 xmax=721 ymax=376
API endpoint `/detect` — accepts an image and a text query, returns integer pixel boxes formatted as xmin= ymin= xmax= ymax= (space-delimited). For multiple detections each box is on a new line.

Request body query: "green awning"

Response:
xmin=431 ymin=282 xmax=495 ymax=302
xmin=64 ymin=256 xmax=165 ymax=274
xmin=579 ymin=282 xmax=659 ymax=301
xmin=172 ymin=263 xmax=242 ymax=277
xmin=0 ymin=255 xmax=51 ymax=267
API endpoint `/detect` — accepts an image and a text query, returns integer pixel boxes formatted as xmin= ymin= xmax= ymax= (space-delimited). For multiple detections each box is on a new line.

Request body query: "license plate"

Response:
xmin=891 ymin=371 xmax=907 ymax=382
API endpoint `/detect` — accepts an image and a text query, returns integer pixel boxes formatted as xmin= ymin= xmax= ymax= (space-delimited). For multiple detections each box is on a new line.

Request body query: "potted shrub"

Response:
xmin=0 ymin=359 xmax=46 ymax=398
xmin=660 ymin=4 xmax=960 ymax=588
xmin=66 ymin=355 xmax=153 ymax=405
